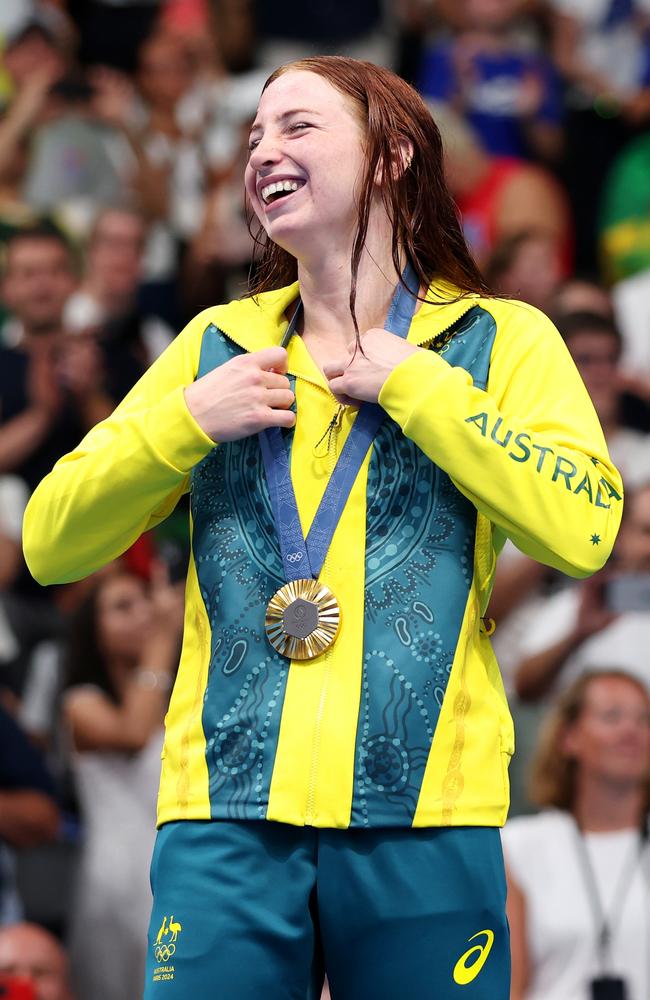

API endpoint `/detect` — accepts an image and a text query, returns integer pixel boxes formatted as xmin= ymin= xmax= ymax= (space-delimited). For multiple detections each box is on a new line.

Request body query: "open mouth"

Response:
xmin=260 ymin=179 xmax=305 ymax=206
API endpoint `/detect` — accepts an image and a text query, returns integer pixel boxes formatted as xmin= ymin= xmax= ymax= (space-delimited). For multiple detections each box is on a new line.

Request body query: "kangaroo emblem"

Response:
xmin=169 ymin=916 xmax=182 ymax=943
xmin=155 ymin=917 xmax=168 ymax=945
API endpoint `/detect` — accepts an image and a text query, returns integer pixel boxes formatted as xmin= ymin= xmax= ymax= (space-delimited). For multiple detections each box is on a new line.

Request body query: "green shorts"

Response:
xmin=144 ymin=820 xmax=509 ymax=999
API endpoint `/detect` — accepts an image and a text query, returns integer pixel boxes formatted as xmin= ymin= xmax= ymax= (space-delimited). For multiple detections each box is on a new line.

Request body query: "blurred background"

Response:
xmin=0 ymin=1 xmax=649 ymax=999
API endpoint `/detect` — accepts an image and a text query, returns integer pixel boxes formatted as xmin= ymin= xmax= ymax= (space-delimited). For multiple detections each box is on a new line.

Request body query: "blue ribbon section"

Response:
xmin=260 ymin=264 xmax=419 ymax=583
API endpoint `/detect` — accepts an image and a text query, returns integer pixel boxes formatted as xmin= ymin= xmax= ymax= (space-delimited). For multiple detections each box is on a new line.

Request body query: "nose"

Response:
xmin=248 ymin=132 xmax=283 ymax=174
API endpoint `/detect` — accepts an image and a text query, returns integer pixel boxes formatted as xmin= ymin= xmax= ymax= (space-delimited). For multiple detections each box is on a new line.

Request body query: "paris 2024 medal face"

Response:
xmin=265 ymin=578 xmax=341 ymax=660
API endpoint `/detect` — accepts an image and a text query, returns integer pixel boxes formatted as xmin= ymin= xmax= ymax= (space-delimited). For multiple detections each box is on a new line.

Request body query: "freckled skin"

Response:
xmin=245 ymin=71 xmax=367 ymax=263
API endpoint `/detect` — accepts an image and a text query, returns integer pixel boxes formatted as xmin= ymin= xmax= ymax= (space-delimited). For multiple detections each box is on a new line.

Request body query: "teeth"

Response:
xmin=261 ymin=180 xmax=300 ymax=203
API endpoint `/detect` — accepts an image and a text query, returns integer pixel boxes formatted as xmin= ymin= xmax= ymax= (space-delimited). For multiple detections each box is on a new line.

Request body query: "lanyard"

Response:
xmin=258 ymin=266 xmax=419 ymax=584
xmin=571 ymin=818 xmax=647 ymax=971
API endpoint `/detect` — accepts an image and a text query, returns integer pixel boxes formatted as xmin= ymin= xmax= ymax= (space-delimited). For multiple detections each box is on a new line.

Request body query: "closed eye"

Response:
xmin=247 ymin=120 xmax=314 ymax=152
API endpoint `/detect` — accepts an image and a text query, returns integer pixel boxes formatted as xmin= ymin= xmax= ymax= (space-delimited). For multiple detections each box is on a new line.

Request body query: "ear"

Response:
xmin=374 ymin=137 xmax=414 ymax=185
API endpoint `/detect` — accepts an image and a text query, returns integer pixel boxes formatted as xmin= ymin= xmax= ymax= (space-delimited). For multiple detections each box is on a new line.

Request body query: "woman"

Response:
xmin=64 ymin=567 xmax=183 ymax=1000
xmin=23 ymin=58 xmax=622 ymax=998
xmin=503 ymin=671 xmax=650 ymax=1000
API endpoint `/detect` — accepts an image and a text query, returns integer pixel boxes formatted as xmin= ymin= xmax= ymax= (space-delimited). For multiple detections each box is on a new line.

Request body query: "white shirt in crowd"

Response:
xmin=0 ymin=475 xmax=28 ymax=664
xmin=613 ymin=270 xmax=650 ymax=379
xmin=502 ymin=810 xmax=650 ymax=1000
xmin=517 ymin=587 xmax=650 ymax=694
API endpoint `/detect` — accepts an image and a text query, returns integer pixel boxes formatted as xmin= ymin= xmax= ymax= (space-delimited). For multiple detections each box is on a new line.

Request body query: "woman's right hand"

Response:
xmin=183 ymin=347 xmax=296 ymax=443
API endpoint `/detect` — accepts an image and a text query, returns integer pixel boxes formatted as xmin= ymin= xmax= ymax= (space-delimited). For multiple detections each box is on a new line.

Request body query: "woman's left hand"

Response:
xmin=322 ymin=328 xmax=421 ymax=404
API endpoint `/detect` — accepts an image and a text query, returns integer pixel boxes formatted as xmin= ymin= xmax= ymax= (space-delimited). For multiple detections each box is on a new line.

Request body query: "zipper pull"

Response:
xmin=313 ymin=404 xmax=344 ymax=457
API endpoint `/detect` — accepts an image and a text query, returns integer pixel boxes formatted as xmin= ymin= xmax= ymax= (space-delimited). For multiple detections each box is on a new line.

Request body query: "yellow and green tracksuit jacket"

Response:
xmin=23 ymin=281 xmax=623 ymax=830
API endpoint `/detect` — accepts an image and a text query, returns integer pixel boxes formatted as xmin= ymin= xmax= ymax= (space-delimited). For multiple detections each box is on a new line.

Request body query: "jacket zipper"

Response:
xmin=305 ymin=400 xmax=343 ymax=825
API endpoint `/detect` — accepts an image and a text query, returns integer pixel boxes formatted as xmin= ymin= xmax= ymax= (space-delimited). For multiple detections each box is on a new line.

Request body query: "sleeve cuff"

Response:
xmin=378 ymin=349 xmax=455 ymax=430
xmin=144 ymin=384 xmax=216 ymax=474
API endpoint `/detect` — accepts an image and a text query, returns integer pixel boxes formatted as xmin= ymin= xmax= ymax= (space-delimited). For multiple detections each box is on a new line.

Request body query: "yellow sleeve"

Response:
xmin=23 ymin=310 xmax=217 ymax=585
xmin=378 ymin=300 xmax=623 ymax=577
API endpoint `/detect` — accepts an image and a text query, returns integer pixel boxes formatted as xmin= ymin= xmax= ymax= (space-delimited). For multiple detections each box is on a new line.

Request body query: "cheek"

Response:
xmin=244 ymin=170 xmax=263 ymax=222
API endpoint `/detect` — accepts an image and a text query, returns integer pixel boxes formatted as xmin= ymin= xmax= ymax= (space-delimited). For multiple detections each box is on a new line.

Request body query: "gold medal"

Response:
xmin=265 ymin=578 xmax=341 ymax=660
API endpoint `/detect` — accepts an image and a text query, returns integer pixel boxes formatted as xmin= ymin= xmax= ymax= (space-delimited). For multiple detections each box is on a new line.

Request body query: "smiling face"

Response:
xmin=563 ymin=675 xmax=650 ymax=790
xmin=245 ymin=71 xmax=368 ymax=262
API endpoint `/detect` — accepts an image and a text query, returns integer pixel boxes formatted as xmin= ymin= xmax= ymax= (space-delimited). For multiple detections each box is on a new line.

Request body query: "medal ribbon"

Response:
xmin=259 ymin=265 xmax=419 ymax=584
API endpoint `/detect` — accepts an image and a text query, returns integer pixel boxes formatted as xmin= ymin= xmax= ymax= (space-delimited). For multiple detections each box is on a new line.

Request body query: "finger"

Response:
xmin=325 ymin=373 xmax=347 ymax=394
xmin=322 ymin=359 xmax=348 ymax=380
xmin=264 ymin=407 xmax=296 ymax=429
xmin=250 ymin=346 xmax=289 ymax=373
xmin=262 ymin=370 xmax=292 ymax=390
xmin=325 ymin=375 xmax=358 ymax=405
xmin=265 ymin=388 xmax=295 ymax=410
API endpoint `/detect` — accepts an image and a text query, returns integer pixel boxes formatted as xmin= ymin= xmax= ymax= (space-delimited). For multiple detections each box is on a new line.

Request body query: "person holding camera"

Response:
xmin=514 ymin=482 xmax=650 ymax=703
xmin=503 ymin=670 xmax=650 ymax=1000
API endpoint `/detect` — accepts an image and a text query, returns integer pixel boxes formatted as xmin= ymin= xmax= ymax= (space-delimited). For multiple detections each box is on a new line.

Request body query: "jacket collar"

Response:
xmin=210 ymin=279 xmax=482 ymax=388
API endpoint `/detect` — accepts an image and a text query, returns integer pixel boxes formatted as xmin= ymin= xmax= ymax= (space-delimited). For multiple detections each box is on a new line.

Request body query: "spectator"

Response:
xmin=550 ymin=0 xmax=650 ymax=271
xmin=86 ymin=34 xmax=206 ymax=307
xmin=131 ymin=32 xmax=205 ymax=243
xmin=599 ymin=131 xmax=650 ymax=283
xmin=551 ymin=276 xmax=614 ymax=321
xmin=0 ymin=14 xmax=70 ymax=114
xmin=514 ymin=482 xmax=650 ymax=702
xmin=551 ymin=0 xmax=650 ymax=124
xmin=0 ymin=225 xmax=115 ymax=694
xmin=418 ymin=0 xmax=564 ymax=161
xmin=63 ymin=206 xmax=174 ymax=390
xmin=64 ymin=206 xmax=149 ymax=331
xmin=0 ymin=60 xmax=60 ymax=239
xmin=0 ymin=703 xmax=60 ymax=924
xmin=0 ymin=18 xmax=71 ymax=281
xmin=63 ymin=566 xmax=183 ymax=1000
xmin=21 ymin=72 xmax=124 ymax=222
xmin=0 ymin=14 xmax=126 ymax=229
xmin=0 ymin=226 xmax=112 ymax=491
xmin=486 ymin=229 xmax=564 ymax=314
xmin=503 ymin=671 xmax=650 ymax=1000
xmin=183 ymin=122 xmax=253 ymax=312
xmin=558 ymin=312 xmax=650 ymax=485
xmin=432 ymin=101 xmax=571 ymax=271
xmin=0 ymin=921 xmax=74 ymax=1000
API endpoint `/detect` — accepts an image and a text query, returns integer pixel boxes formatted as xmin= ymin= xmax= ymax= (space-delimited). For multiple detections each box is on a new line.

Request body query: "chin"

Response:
xmin=262 ymin=221 xmax=307 ymax=261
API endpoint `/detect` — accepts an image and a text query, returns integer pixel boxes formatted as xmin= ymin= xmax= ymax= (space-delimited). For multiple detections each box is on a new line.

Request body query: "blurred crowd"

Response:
xmin=0 ymin=1 xmax=649 ymax=998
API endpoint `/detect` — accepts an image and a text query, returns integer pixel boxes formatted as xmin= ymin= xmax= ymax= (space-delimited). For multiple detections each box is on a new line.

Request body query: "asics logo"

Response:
xmin=453 ymin=929 xmax=495 ymax=985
